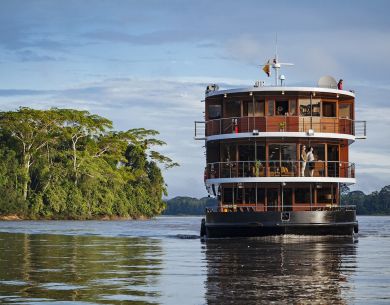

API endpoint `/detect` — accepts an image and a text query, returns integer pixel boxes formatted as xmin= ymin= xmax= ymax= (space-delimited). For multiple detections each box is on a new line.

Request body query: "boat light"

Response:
xmin=224 ymin=93 xmax=227 ymax=98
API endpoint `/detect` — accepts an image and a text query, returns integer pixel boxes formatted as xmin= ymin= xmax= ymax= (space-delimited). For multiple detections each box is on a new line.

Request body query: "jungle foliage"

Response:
xmin=341 ymin=185 xmax=390 ymax=215
xmin=0 ymin=107 xmax=178 ymax=219
xmin=163 ymin=196 xmax=218 ymax=215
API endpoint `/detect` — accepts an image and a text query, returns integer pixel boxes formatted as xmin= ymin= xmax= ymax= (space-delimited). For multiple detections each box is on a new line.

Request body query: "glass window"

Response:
xmin=299 ymin=98 xmax=321 ymax=116
xmin=244 ymin=100 xmax=265 ymax=117
xmin=269 ymin=144 xmax=297 ymax=176
xmin=295 ymin=188 xmax=312 ymax=203
xmin=256 ymin=187 xmax=265 ymax=203
xmin=221 ymin=143 xmax=236 ymax=162
xmin=225 ymin=100 xmax=241 ymax=118
xmin=208 ymin=105 xmax=221 ymax=119
xmin=223 ymin=187 xmax=233 ymax=204
xmin=267 ymin=100 xmax=275 ymax=116
xmin=317 ymin=187 xmax=336 ymax=204
xmin=207 ymin=142 xmax=219 ymax=163
xmin=290 ymin=99 xmax=297 ymax=116
xmin=256 ymin=143 xmax=266 ymax=161
xmin=339 ymin=103 xmax=351 ymax=119
xmin=267 ymin=188 xmax=279 ymax=211
xmin=238 ymin=144 xmax=254 ymax=161
xmin=244 ymin=188 xmax=256 ymax=204
xmin=322 ymin=102 xmax=336 ymax=117
xmin=275 ymin=100 xmax=289 ymax=115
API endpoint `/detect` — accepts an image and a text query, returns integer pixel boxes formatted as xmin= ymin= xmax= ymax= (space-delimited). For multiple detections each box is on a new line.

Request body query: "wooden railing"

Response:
xmin=203 ymin=116 xmax=366 ymax=137
xmin=206 ymin=160 xmax=355 ymax=179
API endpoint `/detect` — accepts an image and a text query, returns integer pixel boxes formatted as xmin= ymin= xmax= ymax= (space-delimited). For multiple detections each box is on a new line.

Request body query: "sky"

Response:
xmin=0 ymin=0 xmax=389 ymax=198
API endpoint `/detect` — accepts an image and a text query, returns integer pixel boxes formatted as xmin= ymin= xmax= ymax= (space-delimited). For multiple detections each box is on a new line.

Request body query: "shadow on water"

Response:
xmin=0 ymin=232 xmax=163 ymax=304
xmin=204 ymin=236 xmax=358 ymax=305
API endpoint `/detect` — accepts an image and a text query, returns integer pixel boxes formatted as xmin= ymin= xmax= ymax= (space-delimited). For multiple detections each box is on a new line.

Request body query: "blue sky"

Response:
xmin=0 ymin=0 xmax=389 ymax=197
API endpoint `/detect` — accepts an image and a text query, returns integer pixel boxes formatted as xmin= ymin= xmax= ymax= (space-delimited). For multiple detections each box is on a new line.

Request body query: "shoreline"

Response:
xmin=0 ymin=214 xmax=151 ymax=221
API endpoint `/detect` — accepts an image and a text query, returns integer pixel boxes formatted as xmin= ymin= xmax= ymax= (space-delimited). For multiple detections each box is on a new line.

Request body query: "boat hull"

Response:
xmin=204 ymin=210 xmax=357 ymax=238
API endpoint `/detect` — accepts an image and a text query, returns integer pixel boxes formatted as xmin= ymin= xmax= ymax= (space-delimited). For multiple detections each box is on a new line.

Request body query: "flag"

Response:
xmin=263 ymin=59 xmax=271 ymax=77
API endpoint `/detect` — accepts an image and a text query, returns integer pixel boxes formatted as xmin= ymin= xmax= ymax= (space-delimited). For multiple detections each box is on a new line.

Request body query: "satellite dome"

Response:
xmin=318 ymin=75 xmax=337 ymax=89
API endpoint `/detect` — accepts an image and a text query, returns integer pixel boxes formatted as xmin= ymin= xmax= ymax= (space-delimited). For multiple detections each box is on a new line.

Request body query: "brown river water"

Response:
xmin=0 ymin=216 xmax=389 ymax=304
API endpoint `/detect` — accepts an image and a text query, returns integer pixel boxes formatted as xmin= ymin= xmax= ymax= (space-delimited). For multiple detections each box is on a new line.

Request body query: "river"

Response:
xmin=0 ymin=216 xmax=389 ymax=304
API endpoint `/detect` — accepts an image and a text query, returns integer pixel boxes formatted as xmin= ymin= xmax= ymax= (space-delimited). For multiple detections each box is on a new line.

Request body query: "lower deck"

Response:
xmin=215 ymin=182 xmax=342 ymax=212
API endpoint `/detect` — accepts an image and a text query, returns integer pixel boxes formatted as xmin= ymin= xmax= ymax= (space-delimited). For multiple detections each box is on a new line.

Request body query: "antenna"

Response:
xmin=260 ymin=36 xmax=294 ymax=85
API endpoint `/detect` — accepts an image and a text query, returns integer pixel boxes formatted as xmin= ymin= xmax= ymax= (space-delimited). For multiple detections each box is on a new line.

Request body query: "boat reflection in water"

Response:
xmin=204 ymin=237 xmax=357 ymax=304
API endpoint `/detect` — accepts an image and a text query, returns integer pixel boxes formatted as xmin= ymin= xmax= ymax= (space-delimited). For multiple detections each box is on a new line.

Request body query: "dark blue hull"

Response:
xmin=203 ymin=210 xmax=357 ymax=238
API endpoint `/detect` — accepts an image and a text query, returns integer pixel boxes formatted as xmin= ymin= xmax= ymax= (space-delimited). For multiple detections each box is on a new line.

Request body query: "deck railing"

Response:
xmin=206 ymin=205 xmax=356 ymax=213
xmin=206 ymin=160 xmax=355 ymax=179
xmin=201 ymin=116 xmax=366 ymax=137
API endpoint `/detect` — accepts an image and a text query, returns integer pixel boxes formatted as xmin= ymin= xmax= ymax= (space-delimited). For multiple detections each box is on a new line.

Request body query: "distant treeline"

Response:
xmin=341 ymin=185 xmax=390 ymax=215
xmin=0 ymin=107 xmax=178 ymax=219
xmin=164 ymin=185 xmax=390 ymax=216
xmin=163 ymin=196 xmax=217 ymax=215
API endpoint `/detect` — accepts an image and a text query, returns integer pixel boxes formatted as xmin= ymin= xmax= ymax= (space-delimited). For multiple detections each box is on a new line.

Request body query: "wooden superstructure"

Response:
xmin=196 ymin=86 xmax=366 ymax=214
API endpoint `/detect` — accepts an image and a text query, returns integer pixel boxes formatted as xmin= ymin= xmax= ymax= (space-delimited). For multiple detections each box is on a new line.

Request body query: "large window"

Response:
xmin=322 ymin=102 xmax=336 ymax=117
xmin=208 ymin=104 xmax=221 ymax=119
xmin=223 ymin=187 xmax=233 ymax=204
xmin=339 ymin=103 xmax=352 ymax=119
xmin=269 ymin=144 xmax=297 ymax=176
xmin=299 ymin=98 xmax=321 ymax=116
xmin=290 ymin=99 xmax=297 ymax=116
xmin=267 ymin=100 xmax=275 ymax=116
xmin=295 ymin=187 xmax=312 ymax=203
xmin=256 ymin=187 xmax=265 ymax=203
xmin=225 ymin=100 xmax=241 ymax=117
xmin=317 ymin=187 xmax=336 ymax=204
xmin=243 ymin=100 xmax=265 ymax=117
xmin=275 ymin=100 xmax=289 ymax=115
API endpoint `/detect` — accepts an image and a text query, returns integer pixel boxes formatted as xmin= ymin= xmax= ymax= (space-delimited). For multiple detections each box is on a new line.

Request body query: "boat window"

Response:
xmin=267 ymin=100 xmax=275 ymax=116
xmin=295 ymin=187 xmax=312 ymax=203
xmin=256 ymin=143 xmax=266 ymax=161
xmin=267 ymin=188 xmax=278 ymax=211
xmin=207 ymin=142 xmax=219 ymax=163
xmin=289 ymin=99 xmax=297 ymax=116
xmin=221 ymin=143 xmax=236 ymax=162
xmin=223 ymin=187 xmax=233 ymax=204
xmin=299 ymin=98 xmax=321 ymax=116
xmin=317 ymin=187 xmax=336 ymax=204
xmin=256 ymin=187 xmax=265 ymax=204
xmin=225 ymin=100 xmax=241 ymax=118
xmin=269 ymin=144 xmax=297 ymax=175
xmin=322 ymin=102 xmax=336 ymax=117
xmin=208 ymin=105 xmax=221 ymax=119
xmin=282 ymin=188 xmax=293 ymax=211
xmin=275 ymin=100 xmax=289 ymax=115
xmin=339 ymin=103 xmax=352 ymax=119
xmin=238 ymin=144 xmax=255 ymax=161
xmin=243 ymin=100 xmax=265 ymax=117
xmin=244 ymin=187 xmax=256 ymax=204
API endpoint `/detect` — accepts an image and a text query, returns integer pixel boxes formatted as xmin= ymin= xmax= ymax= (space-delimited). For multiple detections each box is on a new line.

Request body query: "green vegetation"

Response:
xmin=342 ymin=185 xmax=390 ymax=215
xmin=163 ymin=197 xmax=217 ymax=215
xmin=0 ymin=107 xmax=178 ymax=219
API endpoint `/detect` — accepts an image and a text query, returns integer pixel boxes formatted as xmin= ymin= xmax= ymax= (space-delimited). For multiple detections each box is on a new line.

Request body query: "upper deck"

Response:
xmin=195 ymin=86 xmax=366 ymax=140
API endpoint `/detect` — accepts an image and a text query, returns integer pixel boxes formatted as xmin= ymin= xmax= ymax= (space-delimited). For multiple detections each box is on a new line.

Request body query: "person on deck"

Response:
xmin=307 ymin=147 xmax=315 ymax=177
xmin=300 ymin=145 xmax=307 ymax=177
xmin=337 ymin=79 xmax=343 ymax=90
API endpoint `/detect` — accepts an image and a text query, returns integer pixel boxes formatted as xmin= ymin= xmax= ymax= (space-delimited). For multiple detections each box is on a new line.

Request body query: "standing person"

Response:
xmin=337 ymin=79 xmax=343 ymax=90
xmin=300 ymin=145 xmax=307 ymax=177
xmin=307 ymin=147 xmax=315 ymax=177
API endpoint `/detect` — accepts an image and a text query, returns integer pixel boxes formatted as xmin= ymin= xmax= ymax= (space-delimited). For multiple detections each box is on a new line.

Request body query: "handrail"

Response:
xmin=204 ymin=115 xmax=366 ymax=137
xmin=205 ymin=205 xmax=356 ymax=213
xmin=206 ymin=160 xmax=355 ymax=179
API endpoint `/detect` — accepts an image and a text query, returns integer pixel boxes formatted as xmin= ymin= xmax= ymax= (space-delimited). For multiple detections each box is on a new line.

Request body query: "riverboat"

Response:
xmin=195 ymin=58 xmax=366 ymax=238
